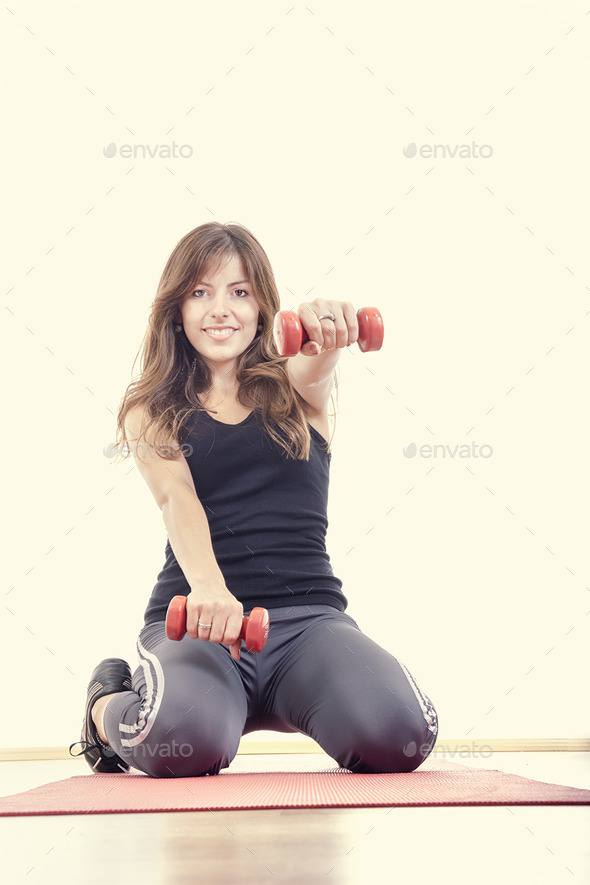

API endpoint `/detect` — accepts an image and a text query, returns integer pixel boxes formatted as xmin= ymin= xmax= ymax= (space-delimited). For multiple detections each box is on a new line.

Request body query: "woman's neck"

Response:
xmin=200 ymin=375 xmax=239 ymax=408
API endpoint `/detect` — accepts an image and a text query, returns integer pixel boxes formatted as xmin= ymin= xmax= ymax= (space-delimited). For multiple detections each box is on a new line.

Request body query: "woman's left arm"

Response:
xmin=285 ymin=299 xmax=359 ymax=406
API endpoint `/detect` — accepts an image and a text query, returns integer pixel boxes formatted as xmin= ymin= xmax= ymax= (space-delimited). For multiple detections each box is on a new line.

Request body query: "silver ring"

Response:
xmin=198 ymin=621 xmax=212 ymax=629
xmin=317 ymin=313 xmax=336 ymax=322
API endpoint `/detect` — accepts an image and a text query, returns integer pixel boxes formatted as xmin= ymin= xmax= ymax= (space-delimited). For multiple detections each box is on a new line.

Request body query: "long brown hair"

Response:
xmin=113 ymin=222 xmax=337 ymax=463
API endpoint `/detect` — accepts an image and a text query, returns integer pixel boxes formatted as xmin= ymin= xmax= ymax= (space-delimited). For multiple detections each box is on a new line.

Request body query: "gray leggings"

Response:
xmin=102 ymin=604 xmax=439 ymax=777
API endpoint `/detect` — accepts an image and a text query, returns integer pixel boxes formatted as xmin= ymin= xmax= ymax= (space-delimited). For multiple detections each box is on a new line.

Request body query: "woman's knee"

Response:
xmin=382 ymin=716 xmax=438 ymax=773
xmin=370 ymin=665 xmax=439 ymax=773
xmin=334 ymin=702 xmax=439 ymax=774
xmin=128 ymin=738 xmax=232 ymax=778
xmin=122 ymin=707 xmax=243 ymax=778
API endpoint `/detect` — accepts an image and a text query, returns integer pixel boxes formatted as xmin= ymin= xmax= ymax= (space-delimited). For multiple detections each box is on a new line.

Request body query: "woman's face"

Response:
xmin=180 ymin=253 xmax=261 ymax=378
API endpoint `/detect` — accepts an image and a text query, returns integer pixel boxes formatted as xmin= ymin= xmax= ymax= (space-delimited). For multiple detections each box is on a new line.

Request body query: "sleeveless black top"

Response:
xmin=142 ymin=408 xmax=347 ymax=625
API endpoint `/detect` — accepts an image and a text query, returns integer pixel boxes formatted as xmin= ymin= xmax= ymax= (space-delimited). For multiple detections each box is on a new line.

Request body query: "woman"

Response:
xmin=69 ymin=221 xmax=438 ymax=777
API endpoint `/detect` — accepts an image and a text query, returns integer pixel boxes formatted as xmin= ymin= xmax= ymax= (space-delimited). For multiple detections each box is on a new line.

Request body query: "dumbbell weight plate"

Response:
xmin=244 ymin=607 xmax=270 ymax=652
xmin=165 ymin=595 xmax=187 ymax=641
xmin=273 ymin=310 xmax=302 ymax=358
xmin=357 ymin=307 xmax=384 ymax=352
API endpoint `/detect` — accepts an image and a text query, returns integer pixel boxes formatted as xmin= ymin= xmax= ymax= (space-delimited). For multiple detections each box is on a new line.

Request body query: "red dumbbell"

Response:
xmin=165 ymin=595 xmax=269 ymax=653
xmin=273 ymin=306 xmax=384 ymax=357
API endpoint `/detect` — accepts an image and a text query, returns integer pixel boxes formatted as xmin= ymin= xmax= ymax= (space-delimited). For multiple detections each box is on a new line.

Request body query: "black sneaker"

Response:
xmin=69 ymin=657 xmax=133 ymax=773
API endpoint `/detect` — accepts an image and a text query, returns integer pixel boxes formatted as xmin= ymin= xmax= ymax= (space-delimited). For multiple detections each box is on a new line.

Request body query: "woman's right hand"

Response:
xmin=185 ymin=585 xmax=244 ymax=661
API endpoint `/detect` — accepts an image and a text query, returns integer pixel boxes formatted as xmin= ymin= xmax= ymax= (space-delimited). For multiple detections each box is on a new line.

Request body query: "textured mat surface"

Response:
xmin=1 ymin=760 xmax=589 ymax=816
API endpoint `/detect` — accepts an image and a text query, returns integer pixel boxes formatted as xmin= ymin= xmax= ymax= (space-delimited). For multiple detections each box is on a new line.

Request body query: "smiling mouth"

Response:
xmin=203 ymin=328 xmax=239 ymax=339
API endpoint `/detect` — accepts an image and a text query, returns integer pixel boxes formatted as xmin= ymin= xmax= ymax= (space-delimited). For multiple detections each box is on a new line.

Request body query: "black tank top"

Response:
xmin=142 ymin=408 xmax=347 ymax=624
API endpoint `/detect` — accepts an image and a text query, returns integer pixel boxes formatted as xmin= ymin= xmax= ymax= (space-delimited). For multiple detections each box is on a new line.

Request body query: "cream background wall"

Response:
xmin=1 ymin=1 xmax=588 ymax=749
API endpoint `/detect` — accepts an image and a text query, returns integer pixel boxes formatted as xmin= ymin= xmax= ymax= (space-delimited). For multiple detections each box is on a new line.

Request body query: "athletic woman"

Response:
xmin=69 ymin=222 xmax=438 ymax=777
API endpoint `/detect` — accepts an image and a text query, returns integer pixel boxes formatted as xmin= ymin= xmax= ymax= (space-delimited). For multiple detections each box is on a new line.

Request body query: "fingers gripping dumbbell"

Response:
xmin=272 ymin=306 xmax=384 ymax=358
xmin=165 ymin=595 xmax=269 ymax=653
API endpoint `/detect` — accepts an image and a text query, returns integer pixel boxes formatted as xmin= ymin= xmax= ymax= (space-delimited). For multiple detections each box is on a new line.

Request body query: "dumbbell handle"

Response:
xmin=273 ymin=306 xmax=383 ymax=357
xmin=165 ymin=595 xmax=269 ymax=653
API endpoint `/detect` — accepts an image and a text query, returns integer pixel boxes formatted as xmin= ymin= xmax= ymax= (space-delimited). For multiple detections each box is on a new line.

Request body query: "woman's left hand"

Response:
xmin=296 ymin=299 xmax=359 ymax=356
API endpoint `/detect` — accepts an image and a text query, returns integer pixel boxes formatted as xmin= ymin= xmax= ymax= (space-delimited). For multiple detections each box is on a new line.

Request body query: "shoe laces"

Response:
xmin=69 ymin=740 xmax=102 ymax=758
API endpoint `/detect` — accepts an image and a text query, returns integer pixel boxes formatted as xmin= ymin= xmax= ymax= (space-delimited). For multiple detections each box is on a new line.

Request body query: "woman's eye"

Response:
xmin=191 ymin=289 xmax=249 ymax=297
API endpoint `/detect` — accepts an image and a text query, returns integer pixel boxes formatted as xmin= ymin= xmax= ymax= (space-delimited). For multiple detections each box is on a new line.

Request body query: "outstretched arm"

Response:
xmin=285 ymin=299 xmax=359 ymax=411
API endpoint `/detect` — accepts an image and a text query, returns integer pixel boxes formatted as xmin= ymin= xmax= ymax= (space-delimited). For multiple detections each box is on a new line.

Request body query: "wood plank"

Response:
xmin=2 ymin=806 xmax=589 ymax=884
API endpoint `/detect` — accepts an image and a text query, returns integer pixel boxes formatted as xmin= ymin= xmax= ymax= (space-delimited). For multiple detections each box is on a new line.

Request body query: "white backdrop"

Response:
xmin=1 ymin=1 xmax=588 ymax=750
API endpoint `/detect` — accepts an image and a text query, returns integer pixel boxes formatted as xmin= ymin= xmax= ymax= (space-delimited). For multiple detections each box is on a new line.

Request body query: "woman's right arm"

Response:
xmin=125 ymin=406 xmax=244 ymax=659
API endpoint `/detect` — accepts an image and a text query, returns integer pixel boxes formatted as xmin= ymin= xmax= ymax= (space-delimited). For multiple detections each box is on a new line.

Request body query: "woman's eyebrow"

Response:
xmin=197 ymin=279 xmax=251 ymax=287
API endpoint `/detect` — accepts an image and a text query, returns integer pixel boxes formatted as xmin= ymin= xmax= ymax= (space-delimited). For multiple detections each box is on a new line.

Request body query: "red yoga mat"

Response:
xmin=1 ymin=760 xmax=589 ymax=817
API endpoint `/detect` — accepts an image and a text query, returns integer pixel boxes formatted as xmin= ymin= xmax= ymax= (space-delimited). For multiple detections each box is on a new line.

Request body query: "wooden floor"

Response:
xmin=1 ymin=752 xmax=589 ymax=884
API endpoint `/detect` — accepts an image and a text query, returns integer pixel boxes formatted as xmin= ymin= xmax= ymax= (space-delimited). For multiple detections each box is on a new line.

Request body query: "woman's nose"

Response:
xmin=208 ymin=295 xmax=230 ymax=317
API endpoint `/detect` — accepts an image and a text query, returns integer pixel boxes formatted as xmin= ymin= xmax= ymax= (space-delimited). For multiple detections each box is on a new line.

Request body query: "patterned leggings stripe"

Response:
xmin=399 ymin=660 xmax=439 ymax=737
xmin=119 ymin=636 xmax=166 ymax=748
